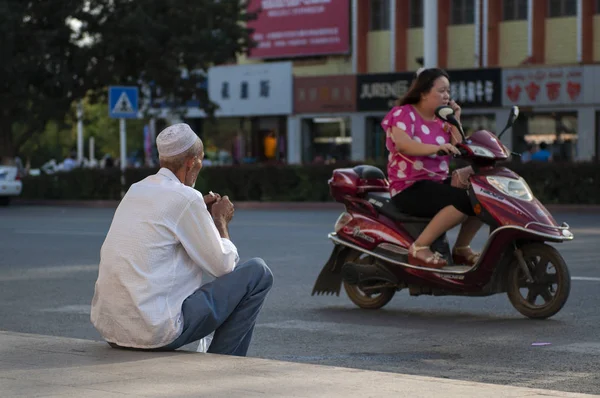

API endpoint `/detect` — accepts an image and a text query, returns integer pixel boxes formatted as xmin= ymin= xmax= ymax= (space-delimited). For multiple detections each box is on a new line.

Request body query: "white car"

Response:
xmin=0 ymin=165 xmax=22 ymax=206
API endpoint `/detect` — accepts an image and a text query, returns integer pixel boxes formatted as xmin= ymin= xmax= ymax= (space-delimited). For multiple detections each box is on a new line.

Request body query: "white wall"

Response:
xmin=286 ymin=116 xmax=301 ymax=164
xmin=577 ymin=107 xmax=596 ymax=161
xmin=351 ymin=114 xmax=366 ymax=162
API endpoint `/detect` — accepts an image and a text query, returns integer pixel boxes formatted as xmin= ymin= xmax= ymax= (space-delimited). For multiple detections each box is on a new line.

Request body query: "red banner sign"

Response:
xmin=502 ymin=67 xmax=584 ymax=106
xmin=247 ymin=0 xmax=350 ymax=59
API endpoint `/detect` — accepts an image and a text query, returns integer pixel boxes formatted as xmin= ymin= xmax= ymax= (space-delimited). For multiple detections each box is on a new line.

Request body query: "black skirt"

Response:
xmin=391 ymin=178 xmax=475 ymax=217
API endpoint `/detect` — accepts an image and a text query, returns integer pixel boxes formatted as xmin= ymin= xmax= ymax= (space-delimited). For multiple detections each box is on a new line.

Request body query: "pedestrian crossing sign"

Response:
xmin=109 ymin=86 xmax=139 ymax=119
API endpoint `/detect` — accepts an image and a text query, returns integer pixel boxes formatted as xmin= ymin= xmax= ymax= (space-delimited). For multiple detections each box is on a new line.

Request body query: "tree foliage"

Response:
xmin=0 ymin=0 xmax=256 ymax=160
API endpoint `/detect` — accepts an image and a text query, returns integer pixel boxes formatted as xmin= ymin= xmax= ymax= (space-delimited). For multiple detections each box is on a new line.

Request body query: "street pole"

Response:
xmin=77 ymin=100 xmax=84 ymax=165
xmin=120 ymin=118 xmax=127 ymax=197
xmin=423 ymin=0 xmax=438 ymax=68
xmin=89 ymin=137 xmax=95 ymax=166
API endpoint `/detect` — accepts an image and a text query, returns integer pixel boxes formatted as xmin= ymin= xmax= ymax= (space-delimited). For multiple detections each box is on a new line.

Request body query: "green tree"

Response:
xmin=18 ymin=98 xmax=148 ymax=168
xmin=1 ymin=0 xmax=256 ymax=161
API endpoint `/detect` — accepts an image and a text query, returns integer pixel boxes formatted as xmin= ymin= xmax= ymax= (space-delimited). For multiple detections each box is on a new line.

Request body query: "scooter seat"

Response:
xmin=366 ymin=192 xmax=432 ymax=223
xmin=353 ymin=165 xmax=386 ymax=180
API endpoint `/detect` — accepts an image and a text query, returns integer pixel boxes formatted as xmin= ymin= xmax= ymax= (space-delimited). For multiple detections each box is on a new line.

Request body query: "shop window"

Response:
xmin=596 ymin=112 xmax=600 ymax=162
xmin=503 ymin=0 xmax=528 ymax=21
xmin=201 ymin=117 xmax=286 ymax=165
xmin=409 ymin=0 xmax=423 ymax=28
xmin=370 ymin=0 xmax=390 ymax=31
xmin=302 ymin=117 xmax=352 ymax=164
xmin=513 ymin=112 xmax=578 ymax=162
xmin=548 ymin=0 xmax=577 ymax=17
xmin=202 ymin=118 xmax=249 ymax=165
xmin=366 ymin=116 xmax=389 ymax=163
xmin=451 ymin=0 xmax=475 ymax=25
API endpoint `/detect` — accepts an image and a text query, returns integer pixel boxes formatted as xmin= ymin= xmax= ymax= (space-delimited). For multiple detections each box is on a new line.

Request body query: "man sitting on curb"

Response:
xmin=91 ymin=123 xmax=273 ymax=356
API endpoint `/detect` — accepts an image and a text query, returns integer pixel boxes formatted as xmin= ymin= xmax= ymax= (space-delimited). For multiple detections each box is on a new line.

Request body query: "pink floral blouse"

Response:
xmin=381 ymin=104 xmax=453 ymax=196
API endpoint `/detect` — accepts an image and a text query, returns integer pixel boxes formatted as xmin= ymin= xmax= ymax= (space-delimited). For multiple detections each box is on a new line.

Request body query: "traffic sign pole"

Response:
xmin=119 ymin=118 xmax=127 ymax=197
xmin=108 ymin=86 xmax=138 ymax=198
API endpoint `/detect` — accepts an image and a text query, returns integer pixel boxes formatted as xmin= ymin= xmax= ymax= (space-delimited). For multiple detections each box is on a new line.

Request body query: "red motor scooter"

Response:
xmin=312 ymin=106 xmax=573 ymax=319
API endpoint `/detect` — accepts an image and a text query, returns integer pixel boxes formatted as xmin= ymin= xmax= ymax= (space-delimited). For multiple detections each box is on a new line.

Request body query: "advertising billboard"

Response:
xmin=247 ymin=0 xmax=350 ymax=59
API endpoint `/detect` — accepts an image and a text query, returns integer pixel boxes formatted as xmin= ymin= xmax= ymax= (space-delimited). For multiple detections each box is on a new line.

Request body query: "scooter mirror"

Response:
xmin=434 ymin=106 xmax=454 ymax=122
xmin=435 ymin=105 xmax=466 ymax=140
xmin=498 ymin=106 xmax=520 ymax=140
xmin=510 ymin=106 xmax=520 ymax=124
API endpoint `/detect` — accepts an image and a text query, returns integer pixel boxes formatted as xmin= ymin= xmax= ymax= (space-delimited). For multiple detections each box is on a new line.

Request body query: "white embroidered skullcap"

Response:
xmin=416 ymin=67 xmax=426 ymax=77
xmin=156 ymin=123 xmax=199 ymax=158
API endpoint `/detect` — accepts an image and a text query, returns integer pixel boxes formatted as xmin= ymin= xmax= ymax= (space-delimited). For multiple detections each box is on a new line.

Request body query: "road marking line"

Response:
xmin=15 ymin=229 xmax=106 ymax=236
xmin=257 ymin=320 xmax=419 ymax=335
xmin=572 ymin=276 xmax=600 ymax=282
xmin=39 ymin=305 xmax=90 ymax=315
xmin=0 ymin=265 xmax=98 ymax=282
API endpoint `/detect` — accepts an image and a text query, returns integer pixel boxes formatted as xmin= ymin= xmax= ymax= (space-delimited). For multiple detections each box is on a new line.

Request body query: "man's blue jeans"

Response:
xmin=157 ymin=257 xmax=273 ymax=356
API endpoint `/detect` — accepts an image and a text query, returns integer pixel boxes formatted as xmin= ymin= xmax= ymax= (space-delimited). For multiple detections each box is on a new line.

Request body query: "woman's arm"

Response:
xmin=391 ymin=127 xmax=459 ymax=156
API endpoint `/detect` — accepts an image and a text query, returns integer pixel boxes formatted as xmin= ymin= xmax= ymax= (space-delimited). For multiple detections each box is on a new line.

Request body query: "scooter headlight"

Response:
xmin=469 ymin=145 xmax=495 ymax=158
xmin=486 ymin=176 xmax=533 ymax=201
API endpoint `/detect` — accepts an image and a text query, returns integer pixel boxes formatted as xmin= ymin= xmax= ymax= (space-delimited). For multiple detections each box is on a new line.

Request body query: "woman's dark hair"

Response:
xmin=396 ymin=68 xmax=450 ymax=106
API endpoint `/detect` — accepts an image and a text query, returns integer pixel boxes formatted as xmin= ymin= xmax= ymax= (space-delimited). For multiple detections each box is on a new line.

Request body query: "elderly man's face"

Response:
xmin=184 ymin=147 xmax=204 ymax=188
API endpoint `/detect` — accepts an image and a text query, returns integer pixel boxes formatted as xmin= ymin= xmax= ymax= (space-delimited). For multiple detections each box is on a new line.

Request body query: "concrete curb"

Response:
xmin=1 ymin=331 xmax=597 ymax=398
xmin=11 ymin=199 xmax=600 ymax=213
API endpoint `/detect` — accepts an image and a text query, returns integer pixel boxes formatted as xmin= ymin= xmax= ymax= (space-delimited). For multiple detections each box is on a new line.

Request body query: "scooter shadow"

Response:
xmin=310 ymin=305 xmax=568 ymax=329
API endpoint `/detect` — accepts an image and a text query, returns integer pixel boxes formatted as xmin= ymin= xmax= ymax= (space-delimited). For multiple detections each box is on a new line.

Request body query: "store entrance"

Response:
xmin=365 ymin=116 xmax=388 ymax=163
xmin=301 ymin=117 xmax=352 ymax=164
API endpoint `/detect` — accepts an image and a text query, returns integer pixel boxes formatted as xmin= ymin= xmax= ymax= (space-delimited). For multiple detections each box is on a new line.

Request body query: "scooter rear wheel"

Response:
xmin=343 ymin=281 xmax=396 ymax=309
xmin=507 ymin=243 xmax=571 ymax=319
xmin=342 ymin=252 xmax=396 ymax=309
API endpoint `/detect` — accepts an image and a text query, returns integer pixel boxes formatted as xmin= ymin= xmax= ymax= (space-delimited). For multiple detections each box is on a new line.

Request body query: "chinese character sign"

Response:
xmin=447 ymin=68 xmax=502 ymax=108
xmin=502 ymin=67 xmax=584 ymax=106
xmin=247 ymin=0 xmax=350 ymax=59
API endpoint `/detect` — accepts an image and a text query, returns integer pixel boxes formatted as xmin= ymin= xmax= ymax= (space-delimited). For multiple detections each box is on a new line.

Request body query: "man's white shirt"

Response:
xmin=91 ymin=168 xmax=239 ymax=348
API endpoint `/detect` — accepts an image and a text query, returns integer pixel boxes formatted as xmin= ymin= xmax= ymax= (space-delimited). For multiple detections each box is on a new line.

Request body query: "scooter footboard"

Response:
xmin=312 ymin=244 xmax=354 ymax=296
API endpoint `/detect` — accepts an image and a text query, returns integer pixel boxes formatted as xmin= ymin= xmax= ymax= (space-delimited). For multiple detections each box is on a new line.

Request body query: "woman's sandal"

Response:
xmin=408 ymin=244 xmax=447 ymax=269
xmin=452 ymin=245 xmax=480 ymax=266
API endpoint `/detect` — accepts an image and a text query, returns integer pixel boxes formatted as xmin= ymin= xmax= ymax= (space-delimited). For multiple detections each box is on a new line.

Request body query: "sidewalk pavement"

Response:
xmin=11 ymin=199 xmax=600 ymax=213
xmin=0 ymin=331 xmax=597 ymax=398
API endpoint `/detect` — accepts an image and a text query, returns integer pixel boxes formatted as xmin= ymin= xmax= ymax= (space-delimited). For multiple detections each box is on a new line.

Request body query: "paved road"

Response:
xmin=1 ymin=206 xmax=599 ymax=394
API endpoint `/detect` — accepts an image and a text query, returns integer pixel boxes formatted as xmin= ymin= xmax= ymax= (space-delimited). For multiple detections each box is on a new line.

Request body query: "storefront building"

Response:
xmin=501 ymin=65 xmax=595 ymax=162
xmin=205 ymin=62 xmax=293 ymax=165
xmin=586 ymin=65 xmax=600 ymax=161
xmin=355 ymin=71 xmax=413 ymax=162
xmin=289 ymin=75 xmax=356 ymax=164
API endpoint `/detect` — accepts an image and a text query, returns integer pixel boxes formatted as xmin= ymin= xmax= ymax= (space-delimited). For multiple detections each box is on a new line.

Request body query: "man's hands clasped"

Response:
xmin=211 ymin=195 xmax=234 ymax=224
xmin=204 ymin=191 xmax=234 ymax=224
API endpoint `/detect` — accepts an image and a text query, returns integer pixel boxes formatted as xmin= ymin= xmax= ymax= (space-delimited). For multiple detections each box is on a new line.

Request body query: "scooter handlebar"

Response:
xmin=458 ymin=146 xmax=470 ymax=156
xmin=436 ymin=146 xmax=469 ymax=157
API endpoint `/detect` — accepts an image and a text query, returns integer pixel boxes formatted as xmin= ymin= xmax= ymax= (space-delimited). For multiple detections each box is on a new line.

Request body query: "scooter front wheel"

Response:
xmin=507 ymin=243 xmax=571 ymax=319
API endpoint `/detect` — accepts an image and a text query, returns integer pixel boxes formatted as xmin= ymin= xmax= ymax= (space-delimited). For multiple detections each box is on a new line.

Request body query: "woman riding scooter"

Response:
xmin=381 ymin=68 xmax=483 ymax=269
